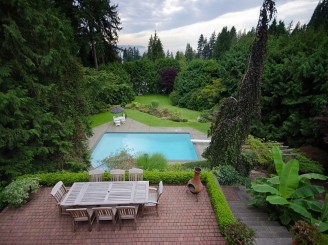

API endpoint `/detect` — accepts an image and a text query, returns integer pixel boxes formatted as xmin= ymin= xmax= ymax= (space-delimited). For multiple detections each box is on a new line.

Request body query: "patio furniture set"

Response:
xmin=50 ymin=168 xmax=163 ymax=232
xmin=113 ymin=114 xmax=126 ymax=126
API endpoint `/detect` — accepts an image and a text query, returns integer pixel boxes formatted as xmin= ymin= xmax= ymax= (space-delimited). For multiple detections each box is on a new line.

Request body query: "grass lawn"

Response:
xmin=89 ymin=95 xmax=211 ymax=134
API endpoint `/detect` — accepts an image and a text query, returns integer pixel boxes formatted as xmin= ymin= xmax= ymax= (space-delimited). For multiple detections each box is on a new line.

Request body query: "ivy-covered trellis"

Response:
xmin=203 ymin=0 xmax=276 ymax=174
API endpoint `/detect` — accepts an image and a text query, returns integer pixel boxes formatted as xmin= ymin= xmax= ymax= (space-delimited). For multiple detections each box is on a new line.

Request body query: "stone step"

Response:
xmin=235 ymin=212 xmax=269 ymax=221
xmin=243 ymin=220 xmax=281 ymax=226
xmin=251 ymin=225 xmax=291 ymax=238
xmin=255 ymin=237 xmax=292 ymax=245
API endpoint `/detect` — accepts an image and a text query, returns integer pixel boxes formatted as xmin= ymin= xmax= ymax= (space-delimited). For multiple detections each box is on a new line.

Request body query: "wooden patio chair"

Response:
xmin=88 ymin=168 xmax=105 ymax=182
xmin=110 ymin=169 xmax=125 ymax=181
xmin=142 ymin=181 xmax=163 ymax=217
xmin=50 ymin=181 xmax=70 ymax=215
xmin=128 ymin=168 xmax=143 ymax=181
xmin=92 ymin=207 xmax=117 ymax=231
xmin=66 ymin=208 xmax=95 ymax=232
xmin=116 ymin=206 xmax=139 ymax=230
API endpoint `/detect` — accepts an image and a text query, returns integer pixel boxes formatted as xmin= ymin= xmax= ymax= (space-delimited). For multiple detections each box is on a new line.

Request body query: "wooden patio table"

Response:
xmin=60 ymin=181 xmax=149 ymax=206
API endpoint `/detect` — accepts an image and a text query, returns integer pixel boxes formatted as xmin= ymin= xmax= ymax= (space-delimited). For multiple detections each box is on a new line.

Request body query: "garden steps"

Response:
xmin=221 ymin=185 xmax=293 ymax=245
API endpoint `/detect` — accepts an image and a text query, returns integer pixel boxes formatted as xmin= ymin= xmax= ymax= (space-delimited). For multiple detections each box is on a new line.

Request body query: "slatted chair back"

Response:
xmin=110 ymin=169 xmax=125 ymax=181
xmin=142 ymin=181 xmax=163 ymax=217
xmin=128 ymin=168 xmax=143 ymax=181
xmin=88 ymin=169 xmax=105 ymax=182
xmin=92 ymin=207 xmax=117 ymax=231
xmin=50 ymin=181 xmax=67 ymax=203
xmin=50 ymin=181 xmax=70 ymax=215
xmin=116 ymin=206 xmax=139 ymax=230
xmin=66 ymin=208 xmax=95 ymax=232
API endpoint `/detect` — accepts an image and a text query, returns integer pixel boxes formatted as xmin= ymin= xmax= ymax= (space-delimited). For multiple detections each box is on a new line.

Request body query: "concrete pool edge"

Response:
xmin=88 ymin=118 xmax=211 ymax=163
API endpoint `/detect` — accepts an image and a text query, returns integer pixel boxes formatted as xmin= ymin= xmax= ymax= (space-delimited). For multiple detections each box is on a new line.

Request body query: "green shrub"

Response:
xmin=2 ymin=177 xmax=40 ymax=207
xmin=244 ymin=135 xmax=276 ymax=171
xmin=150 ymin=100 xmax=159 ymax=108
xmin=213 ymin=165 xmax=242 ymax=185
xmin=136 ymin=153 xmax=168 ymax=171
xmin=102 ymin=149 xmax=136 ymax=170
xmin=205 ymin=172 xmax=235 ymax=229
xmin=224 ymin=219 xmax=255 ymax=245
xmin=296 ymin=152 xmax=324 ymax=174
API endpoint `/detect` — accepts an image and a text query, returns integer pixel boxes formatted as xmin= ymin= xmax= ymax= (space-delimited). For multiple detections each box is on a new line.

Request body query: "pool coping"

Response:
xmin=88 ymin=118 xmax=211 ymax=163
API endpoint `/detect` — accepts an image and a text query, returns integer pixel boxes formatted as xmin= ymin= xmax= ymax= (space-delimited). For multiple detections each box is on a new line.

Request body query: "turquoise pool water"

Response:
xmin=91 ymin=132 xmax=198 ymax=168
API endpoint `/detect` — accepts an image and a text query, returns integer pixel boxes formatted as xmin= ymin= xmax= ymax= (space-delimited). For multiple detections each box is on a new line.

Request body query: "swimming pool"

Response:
xmin=90 ymin=132 xmax=199 ymax=168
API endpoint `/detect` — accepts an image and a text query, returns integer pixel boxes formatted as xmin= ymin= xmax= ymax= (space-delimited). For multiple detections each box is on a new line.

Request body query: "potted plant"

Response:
xmin=290 ymin=220 xmax=322 ymax=245
xmin=224 ymin=219 xmax=256 ymax=245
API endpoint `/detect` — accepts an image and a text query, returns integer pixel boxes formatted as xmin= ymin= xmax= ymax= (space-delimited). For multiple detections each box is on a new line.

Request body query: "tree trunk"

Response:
xmin=91 ymin=34 xmax=98 ymax=70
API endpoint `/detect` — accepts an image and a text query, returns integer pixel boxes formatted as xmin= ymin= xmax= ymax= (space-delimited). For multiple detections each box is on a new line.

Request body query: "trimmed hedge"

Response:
xmin=18 ymin=171 xmax=235 ymax=230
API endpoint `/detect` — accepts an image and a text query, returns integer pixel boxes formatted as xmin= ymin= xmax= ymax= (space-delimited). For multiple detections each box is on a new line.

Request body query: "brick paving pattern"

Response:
xmin=0 ymin=185 xmax=226 ymax=245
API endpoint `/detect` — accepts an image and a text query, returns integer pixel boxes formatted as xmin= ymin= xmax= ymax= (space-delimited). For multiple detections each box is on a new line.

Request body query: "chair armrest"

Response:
xmin=149 ymin=187 xmax=157 ymax=191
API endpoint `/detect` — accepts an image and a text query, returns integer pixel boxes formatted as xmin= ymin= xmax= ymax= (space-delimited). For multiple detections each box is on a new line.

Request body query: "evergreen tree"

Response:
xmin=55 ymin=0 xmax=122 ymax=69
xmin=166 ymin=50 xmax=170 ymax=58
xmin=0 ymin=0 xmax=92 ymax=184
xmin=196 ymin=34 xmax=205 ymax=58
xmin=308 ymin=0 xmax=328 ymax=31
xmin=208 ymin=31 xmax=216 ymax=59
xmin=213 ymin=26 xmax=231 ymax=60
xmin=185 ymin=43 xmax=194 ymax=61
xmin=147 ymin=31 xmax=165 ymax=61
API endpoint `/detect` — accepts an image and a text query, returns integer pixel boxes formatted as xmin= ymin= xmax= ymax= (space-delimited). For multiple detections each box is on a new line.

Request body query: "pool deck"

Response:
xmin=89 ymin=118 xmax=210 ymax=162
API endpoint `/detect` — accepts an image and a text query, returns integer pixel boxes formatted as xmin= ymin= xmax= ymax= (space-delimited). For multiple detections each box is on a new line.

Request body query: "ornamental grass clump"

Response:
xmin=2 ymin=177 xmax=40 ymax=207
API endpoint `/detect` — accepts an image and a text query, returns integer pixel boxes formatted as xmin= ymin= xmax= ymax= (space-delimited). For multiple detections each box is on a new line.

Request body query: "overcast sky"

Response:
xmin=114 ymin=0 xmax=319 ymax=54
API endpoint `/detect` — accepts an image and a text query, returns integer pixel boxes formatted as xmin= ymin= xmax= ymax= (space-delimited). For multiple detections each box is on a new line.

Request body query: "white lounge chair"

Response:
xmin=113 ymin=116 xmax=121 ymax=126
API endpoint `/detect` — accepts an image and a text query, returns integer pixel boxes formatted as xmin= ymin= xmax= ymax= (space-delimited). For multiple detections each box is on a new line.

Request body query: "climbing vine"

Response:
xmin=203 ymin=0 xmax=276 ymax=174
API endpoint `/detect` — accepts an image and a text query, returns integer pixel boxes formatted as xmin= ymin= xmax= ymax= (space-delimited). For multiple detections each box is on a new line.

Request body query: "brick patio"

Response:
xmin=0 ymin=185 xmax=226 ymax=244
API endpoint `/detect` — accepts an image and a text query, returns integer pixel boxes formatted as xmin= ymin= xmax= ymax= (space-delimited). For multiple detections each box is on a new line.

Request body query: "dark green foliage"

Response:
xmin=212 ymin=165 xmax=242 ymax=185
xmin=308 ymin=0 xmax=328 ymax=32
xmin=85 ymin=68 xmax=135 ymax=111
xmin=205 ymin=172 xmax=235 ymax=229
xmin=123 ymin=60 xmax=159 ymax=94
xmin=0 ymin=0 xmax=92 ymax=185
xmin=296 ymin=153 xmax=325 ymax=174
xmin=268 ymin=18 xmax=288 ymax=37
xmin=185 ymin=43 xmax=195 ymax=61
xmin=224 ymin=219 xmax=256 ymax=245
xmin=60 ymin=0 xmax=122 ymax=68
xmin=147 ymin=31 xmax=165 ymax=62
xmin=218 ymin=32 xmax=254 ymax=96
xmin=213 ymin=26 xmax=234 ymax=60
xmin=254 ymin=27 xmax=328 ymax=146
xmin=99 ymin=62 xmax=131 ymax=85
xmin=171 ymin=59 xmax=223 ymax=110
